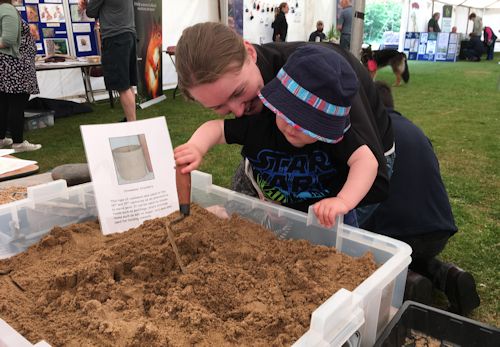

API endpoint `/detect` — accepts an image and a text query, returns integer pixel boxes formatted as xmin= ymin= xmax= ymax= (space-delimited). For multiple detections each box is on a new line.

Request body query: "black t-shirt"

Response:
xmin=225 ymin=113 xmax=388 ymax=212
xmin=252 ymin=42 xmax=393 ymax=203
xmin=427 ymin=18 xmax=441 ymax=32
xmin=309 ymin=31 xmax=327 ymax=42
xmin=362 ymin=110 xmax=458 ymax=237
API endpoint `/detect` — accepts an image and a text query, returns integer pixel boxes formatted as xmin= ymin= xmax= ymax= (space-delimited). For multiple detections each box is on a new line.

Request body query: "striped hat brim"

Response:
xmin=259 ymin=77 xmax=350 ymax=143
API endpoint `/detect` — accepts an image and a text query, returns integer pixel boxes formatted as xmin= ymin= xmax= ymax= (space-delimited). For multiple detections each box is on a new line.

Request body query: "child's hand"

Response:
xmin=174 ymin=143 xmax=203 ymax=174
xmin=313 ymin=197 xmax=350 ymax=228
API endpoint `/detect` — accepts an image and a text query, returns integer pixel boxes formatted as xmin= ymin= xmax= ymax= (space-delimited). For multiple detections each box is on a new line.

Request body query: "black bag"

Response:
xmin=26 ymin=97 xmax=93 ymax=119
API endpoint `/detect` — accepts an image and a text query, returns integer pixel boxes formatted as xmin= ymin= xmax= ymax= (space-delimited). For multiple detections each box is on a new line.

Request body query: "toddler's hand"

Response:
xmin=174 ymin=143 xmax=203 ymax=174
xmin=313 ymin=197 xmax=350 ymax=228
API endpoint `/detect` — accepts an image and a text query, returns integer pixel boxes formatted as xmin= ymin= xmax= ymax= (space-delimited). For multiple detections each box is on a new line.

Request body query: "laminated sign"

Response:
xmin=81 ymin=117 xmax=178 ymax=234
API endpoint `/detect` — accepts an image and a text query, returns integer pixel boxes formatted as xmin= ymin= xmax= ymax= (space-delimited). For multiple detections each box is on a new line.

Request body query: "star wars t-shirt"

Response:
xmin=225 ymin=114 xmax=359 ymax=212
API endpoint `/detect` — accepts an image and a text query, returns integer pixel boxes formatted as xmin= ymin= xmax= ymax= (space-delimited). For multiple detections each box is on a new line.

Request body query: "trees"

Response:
xmin=364 ymin=0 xmax=402 ymax=45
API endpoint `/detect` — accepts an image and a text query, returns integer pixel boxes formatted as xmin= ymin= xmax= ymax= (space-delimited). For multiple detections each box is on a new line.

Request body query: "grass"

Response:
xmin=17 ymin=56 xmax=499 ymax=327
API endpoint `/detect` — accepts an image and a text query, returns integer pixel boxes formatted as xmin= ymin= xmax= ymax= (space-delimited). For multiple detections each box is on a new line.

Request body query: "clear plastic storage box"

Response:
xmin=0 ymin=171 xmax=411 ymax=347
xmin=24 ymin=111 xmax=55 ymax=131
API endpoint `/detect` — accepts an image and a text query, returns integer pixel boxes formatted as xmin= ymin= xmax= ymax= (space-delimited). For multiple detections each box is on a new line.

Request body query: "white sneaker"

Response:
xmin=0 ymin=138 xmax=13 ymax=148
xmin=12 ymin=140 xmax=42 ymax=153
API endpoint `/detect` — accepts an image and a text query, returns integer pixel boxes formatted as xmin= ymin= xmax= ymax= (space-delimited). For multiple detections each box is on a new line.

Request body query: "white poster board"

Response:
xmin=81 ymin=117 xmax=178 ymax=235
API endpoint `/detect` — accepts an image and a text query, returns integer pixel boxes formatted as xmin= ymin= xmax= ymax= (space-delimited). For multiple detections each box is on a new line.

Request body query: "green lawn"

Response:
xmin=18 ymin=56 xmax=499 ymax=327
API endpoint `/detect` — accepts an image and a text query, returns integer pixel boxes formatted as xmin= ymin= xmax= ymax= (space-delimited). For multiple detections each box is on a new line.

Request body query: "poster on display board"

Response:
xmin=446 ymin=33 xmax=458 ymax=62
xmin=417 ymin=32 xmax=437 ymax=61
xmin=243 ymin=0 xmax=304 ymax=44
xmin=14 ymin=0 xmax=98 ymax=57
xmin=228 ymin=0 xmax=243 ymax=35
xmin=403 ymin=32 xmax=419 ymax=60
xmin=16 ymin=0 xmax=72 ymax=56
xmin=441 ymin=5 xmax=452 ymax=34
xmin=134 ymin=0 xmax=165 ymax=108
xmin=68 ymin=0 xmax=98 ymax=57
xmin=435 ymin=32 xmax=449 ymax=61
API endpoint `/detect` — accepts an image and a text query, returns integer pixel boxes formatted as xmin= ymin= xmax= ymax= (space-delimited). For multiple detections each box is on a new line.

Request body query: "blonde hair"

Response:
xmin=175 ymin=22 xmax=247 ymax=100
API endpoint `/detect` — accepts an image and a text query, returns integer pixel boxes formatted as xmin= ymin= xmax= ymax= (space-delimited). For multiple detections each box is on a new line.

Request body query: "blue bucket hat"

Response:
xmin=258 ymin=45 xmax=359 ymax=143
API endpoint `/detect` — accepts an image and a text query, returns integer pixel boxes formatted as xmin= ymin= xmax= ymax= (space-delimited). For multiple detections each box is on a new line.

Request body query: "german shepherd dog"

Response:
xmin=360 ymin=46 xmax=410 ymax=86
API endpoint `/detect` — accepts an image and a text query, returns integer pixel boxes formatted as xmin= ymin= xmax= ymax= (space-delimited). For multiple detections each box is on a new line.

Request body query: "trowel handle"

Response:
xmin=176 ymin=164 xmax=191 ymax=216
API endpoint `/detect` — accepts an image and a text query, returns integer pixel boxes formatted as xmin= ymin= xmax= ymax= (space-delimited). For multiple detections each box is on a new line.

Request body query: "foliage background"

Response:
xmin=364 ymin=0 xmax=402 ymax=45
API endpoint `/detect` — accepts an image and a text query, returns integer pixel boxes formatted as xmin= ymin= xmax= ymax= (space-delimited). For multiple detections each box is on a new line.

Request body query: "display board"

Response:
xmin=14 ymin=0 xmax=98 ymax=57
xmin=228 ymin=0 xmax=243 ymax=35
xmin=404 ymin=32 xmax=458 ymax=62
xmin=403 ymin=32 xmax=420 ymax=60
xmin=68 ymin=0 xmax=98 ymax=57
xmin=134 ymin=0 xmax=165 ymax=107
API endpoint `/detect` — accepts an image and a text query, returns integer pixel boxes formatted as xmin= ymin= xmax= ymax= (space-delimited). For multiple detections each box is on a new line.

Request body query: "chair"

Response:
xmin=165 ymin=46 xmax=179 ymax=99
xmin=88 ymin=66 xmax=117 ymax=108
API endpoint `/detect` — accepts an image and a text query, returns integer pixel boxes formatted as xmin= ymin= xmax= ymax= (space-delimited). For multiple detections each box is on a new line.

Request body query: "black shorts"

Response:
xmin=101 ymin=32 xmax=138 ymax=92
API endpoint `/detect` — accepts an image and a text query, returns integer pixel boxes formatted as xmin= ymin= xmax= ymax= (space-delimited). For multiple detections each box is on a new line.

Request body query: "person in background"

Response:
xmin=308 ymin=20 xmax=326 ymax=42
xmin=463 ymin=32 xmax=485 ymax=61
xmin=483 ymin=26 xmax=497 ymax=61
xmin=468 ymin=12 xmax=482 ymax=38
xmin=367 ymin=81 xmax=480 ymax=316
xmin=86 ymin=0 xmax=137 ymax=122
xmin=337 ymin=0 xmax=353 ymax=50
xmin=272 ymin=2 xmax=288 ymax=42
xmin=0 ymin=0 xmax=41 ymax=152
xmin=451 ymin=26 xmax=457 ymax=33
xmin=427 ymin=12 xmax=441 ymax=32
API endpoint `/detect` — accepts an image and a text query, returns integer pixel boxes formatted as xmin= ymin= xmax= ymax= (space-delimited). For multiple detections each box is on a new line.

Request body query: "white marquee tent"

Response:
xmin=36 ymin=0 xmax=499 ymax=102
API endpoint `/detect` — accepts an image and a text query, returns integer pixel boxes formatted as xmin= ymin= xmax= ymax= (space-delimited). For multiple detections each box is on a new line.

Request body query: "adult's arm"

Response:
xmin=337 ymin=11 xmax=344 ymax=31
xmin=0 ymin=12 xmax=20 ymax=48
xmin=86 ymin=0 xmax=104 ymax=18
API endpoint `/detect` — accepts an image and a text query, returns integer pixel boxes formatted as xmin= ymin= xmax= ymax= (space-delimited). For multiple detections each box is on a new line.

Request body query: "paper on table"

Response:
xmin=0 ymin=149 xmax=15 ymax=157
xmin=0 ymin=157 xmax=37 ymax=175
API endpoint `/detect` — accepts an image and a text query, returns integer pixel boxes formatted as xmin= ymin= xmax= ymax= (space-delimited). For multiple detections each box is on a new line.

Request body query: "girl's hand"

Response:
xmin=174 ymin=143 xmax=203 ymax=174
xmin=313 ymin=197 xmax=350 ymax=228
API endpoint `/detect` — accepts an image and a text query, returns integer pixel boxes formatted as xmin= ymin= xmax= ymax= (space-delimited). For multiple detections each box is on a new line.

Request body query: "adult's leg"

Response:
xmin=487 ymin=43 xmax=494 ymax=60
xmin=122 ymin=34 xmax=138 ymax=122
xmin=102 ymin=33 xmax=137 ymax=121
xmin=340 ymin=33 xmax=351 ymax=50
xmin=0 ymin=92 xmax=8 ymax=139
xmin=399 ymin=231 xmax=480 ymax=315
xmin=6 ymin=93 xmax=29 ymax=143
xmin=119 ymin=87 xmax=136 ymax=122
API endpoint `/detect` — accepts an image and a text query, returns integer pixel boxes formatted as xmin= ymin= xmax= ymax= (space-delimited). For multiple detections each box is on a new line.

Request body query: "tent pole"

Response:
xmin=465 ymin=7 xmax=471 ymax=34
xmin=350 ymin=0 xmax=366 ymax=59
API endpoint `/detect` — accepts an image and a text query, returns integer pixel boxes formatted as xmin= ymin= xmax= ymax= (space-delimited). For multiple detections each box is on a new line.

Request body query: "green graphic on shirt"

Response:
xmin=256 ymin=174 xmax=287 ymax=203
